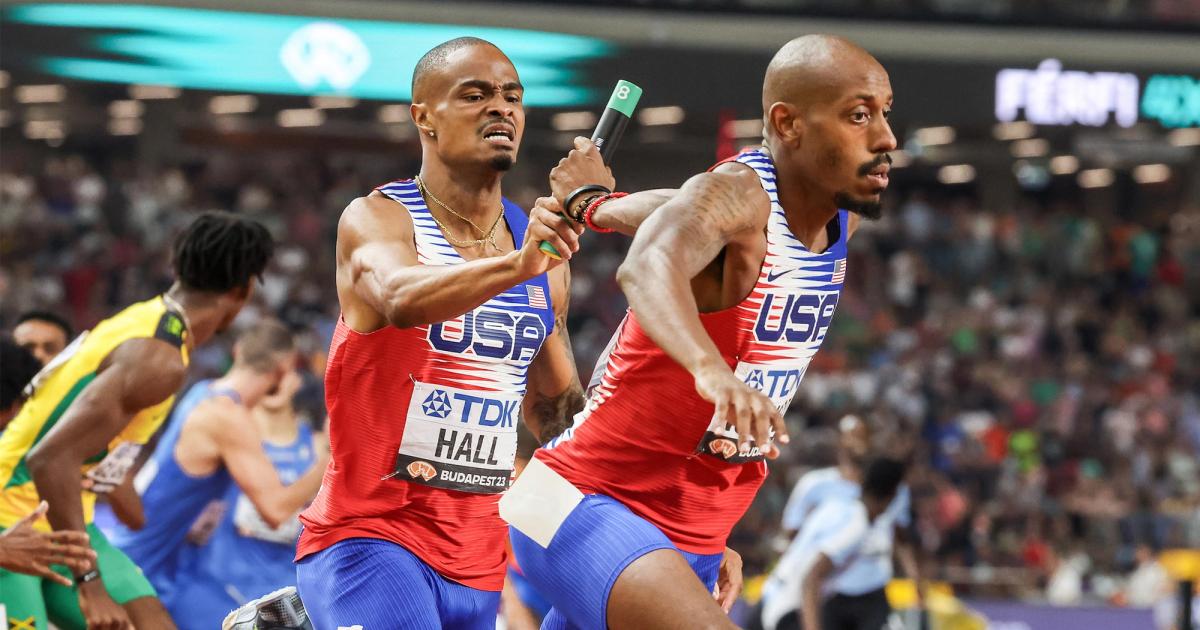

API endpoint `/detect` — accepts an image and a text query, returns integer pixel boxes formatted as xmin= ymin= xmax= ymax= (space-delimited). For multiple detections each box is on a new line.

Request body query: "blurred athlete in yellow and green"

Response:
xmin=0 ymin=211 xmax=274 ymax=630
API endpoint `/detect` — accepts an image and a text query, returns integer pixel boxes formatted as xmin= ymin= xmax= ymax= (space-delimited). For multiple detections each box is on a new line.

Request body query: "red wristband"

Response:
xmin=583 ymin=192 xmax=627 ymax=233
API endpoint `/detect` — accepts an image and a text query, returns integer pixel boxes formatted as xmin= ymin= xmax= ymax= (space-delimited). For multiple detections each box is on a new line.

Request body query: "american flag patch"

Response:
xmin=527 ymin=285 xmax=548 ymax=309
xmin=831 ymin=258 xmax=847 ymax=284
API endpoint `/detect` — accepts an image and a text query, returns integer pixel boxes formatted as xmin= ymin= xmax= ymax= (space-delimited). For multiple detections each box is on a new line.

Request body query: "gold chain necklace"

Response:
xmin=414 ymin=175 xmax=504 ymax=250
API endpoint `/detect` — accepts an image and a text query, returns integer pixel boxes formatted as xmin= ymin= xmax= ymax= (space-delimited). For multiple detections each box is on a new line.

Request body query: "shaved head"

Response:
xmin=412 ymin=36 xmax=502 ymax=102
xmin=760 ymin=34 xmax=896 ymax=220
xmin=409 ymin=37 xmax=525 ymax=173
xmin=763 ymin=34 xmax=884 ymax=114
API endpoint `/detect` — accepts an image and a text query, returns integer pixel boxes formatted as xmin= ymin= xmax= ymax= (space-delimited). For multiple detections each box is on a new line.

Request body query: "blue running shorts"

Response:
xmin=509 ymin=493 xmax=722 ymax=630
xmin=296 ymin=537 xmax=500 ymax=630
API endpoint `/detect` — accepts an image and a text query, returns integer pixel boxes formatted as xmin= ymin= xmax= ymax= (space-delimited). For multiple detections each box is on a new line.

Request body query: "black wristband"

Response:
xmin=564 ymin=184 xmax=612 ymax=221
xmin=76 ymin=568 xmax=101 ymax=585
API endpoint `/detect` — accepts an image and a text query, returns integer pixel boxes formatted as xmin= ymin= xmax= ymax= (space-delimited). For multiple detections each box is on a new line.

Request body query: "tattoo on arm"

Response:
xmin=612 ymin=170 xmax=766 ymax=378
xmin=528 ymin=384 xmax=584 ymax=444
xmin=679 ymin=172 xmax=759 ymax=250
xmin=527 ymin=267 xmax=585 ymax=444
xmin=641 ymin=171 xmax=763 ymax=278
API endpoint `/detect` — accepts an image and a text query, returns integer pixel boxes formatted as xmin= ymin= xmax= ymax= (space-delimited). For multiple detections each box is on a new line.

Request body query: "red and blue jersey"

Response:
xmin=297 ymin=179 xmax=554 ymax=590
xmin=538 ymin=148 xmax=848 ymax=554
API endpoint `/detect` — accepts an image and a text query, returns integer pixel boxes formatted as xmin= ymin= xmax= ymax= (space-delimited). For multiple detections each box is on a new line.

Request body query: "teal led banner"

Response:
xmin=1141 ymin=74 xmax=1200 ymax=129
xmin=4 ymin=3 xmax=613 ymax=106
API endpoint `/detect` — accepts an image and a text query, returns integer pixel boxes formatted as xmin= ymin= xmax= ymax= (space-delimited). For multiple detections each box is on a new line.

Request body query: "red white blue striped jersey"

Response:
xmin=297 ymin=179 xmax=554 ymax=590
xmin=538 ymin=149 xmax=848 ymax=554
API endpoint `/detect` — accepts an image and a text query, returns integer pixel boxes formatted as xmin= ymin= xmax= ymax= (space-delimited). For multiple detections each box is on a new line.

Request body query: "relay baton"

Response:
xmin=539 ymin=79 xmax=643 ymax=259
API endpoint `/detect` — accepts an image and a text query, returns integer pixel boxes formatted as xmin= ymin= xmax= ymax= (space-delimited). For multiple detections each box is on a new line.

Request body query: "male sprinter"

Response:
xmin=294 ymin=37 xmax=607 ymax=629
xmin=160 ymin=368 xmax=320 ymax=630
xmin=777 ymin=415 xmax=923 ymax=616
xmin=507 ymin=34 xmax=897 ymax=629
xmin=14 ymin=311 xmax=73 ymax=366
xmin=760 ymin=458 xmax=907 ymax=630
xmin=108 ymin=320 xmax=326 ymax=607
xmin=0 ymin=212 xmax=273 ymax=630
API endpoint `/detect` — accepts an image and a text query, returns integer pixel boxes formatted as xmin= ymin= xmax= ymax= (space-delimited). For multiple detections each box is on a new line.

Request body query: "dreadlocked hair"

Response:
xmin=172 ymin=211 xmax=274 ymax=293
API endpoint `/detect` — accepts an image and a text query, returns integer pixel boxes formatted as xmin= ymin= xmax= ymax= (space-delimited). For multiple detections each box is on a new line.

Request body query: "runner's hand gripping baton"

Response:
xmin=539 ymin=80 xmax=643 ymax=259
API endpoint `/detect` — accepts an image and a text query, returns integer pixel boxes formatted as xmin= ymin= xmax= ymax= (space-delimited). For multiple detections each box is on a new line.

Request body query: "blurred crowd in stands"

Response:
xmin=2 ymin=140 xmax=1197 ymax=613
xmin=748 ymin=178 xmax=1200 ymax=610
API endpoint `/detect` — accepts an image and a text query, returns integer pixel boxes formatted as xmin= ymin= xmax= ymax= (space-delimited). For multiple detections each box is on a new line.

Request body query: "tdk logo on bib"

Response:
xmin=747 ymin=367 xmax=803 ymax=410
xmin=754 ymin=292 xmax=839 ymax=344
xmin=428 ymin=308 xmax=547 ymax=361
xmin=421 ymin=390 xmax=453 ymax=419
xmin=417 ymin=388 xmax=518 ymax=428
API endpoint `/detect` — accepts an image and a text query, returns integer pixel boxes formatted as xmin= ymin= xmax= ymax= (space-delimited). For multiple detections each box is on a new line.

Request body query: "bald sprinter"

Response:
xmin=760 ymin=34 xmax=894 ymax=218
xmin=505 ymin=34 xmax=897 ymax=629
xmin=293 ymin=37 xmax=612 ymax=630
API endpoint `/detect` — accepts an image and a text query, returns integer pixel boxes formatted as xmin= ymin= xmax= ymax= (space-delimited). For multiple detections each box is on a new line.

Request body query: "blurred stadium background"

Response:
xmin=2 ymin=1 xmax=1199 ymax=628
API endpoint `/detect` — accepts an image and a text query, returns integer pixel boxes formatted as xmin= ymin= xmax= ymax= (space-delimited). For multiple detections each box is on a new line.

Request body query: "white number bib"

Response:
xmin=85 ymin=441 xmax=143 ymax=493
xmin=389 ymin=379 xmax=520 ymax=494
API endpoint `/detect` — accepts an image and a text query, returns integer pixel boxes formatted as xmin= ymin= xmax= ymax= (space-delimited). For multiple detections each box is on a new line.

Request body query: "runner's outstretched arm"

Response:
xmin=615 ymin=167 xmax=787 ymax=451
xmin=584 ymin=189 xmax=676 ymax=235
xmin=340 ymin=193 xmax=582 ymax=329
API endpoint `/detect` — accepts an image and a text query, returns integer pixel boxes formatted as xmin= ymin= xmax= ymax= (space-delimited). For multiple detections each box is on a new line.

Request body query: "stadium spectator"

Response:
xmin=13 ymin=310 xmax=72 ymax=365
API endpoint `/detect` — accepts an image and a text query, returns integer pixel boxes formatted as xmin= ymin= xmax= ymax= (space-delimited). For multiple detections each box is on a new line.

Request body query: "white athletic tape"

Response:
xmin=499 ymin=457 xmax=583 ymax=548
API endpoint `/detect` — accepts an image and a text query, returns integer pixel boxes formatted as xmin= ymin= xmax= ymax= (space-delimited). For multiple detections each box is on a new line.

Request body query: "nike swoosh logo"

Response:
xmin=765 ymin=268 xmax=794 ymax=282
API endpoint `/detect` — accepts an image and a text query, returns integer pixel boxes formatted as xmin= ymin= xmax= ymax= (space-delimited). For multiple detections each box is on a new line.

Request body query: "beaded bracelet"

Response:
xmin=564 ymin=184 xmax=612 ymax=222
xmin=570 ymin=194 xmax=607 ymax=223
xmin=584 ymin=192 xmax=629 ymax=233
